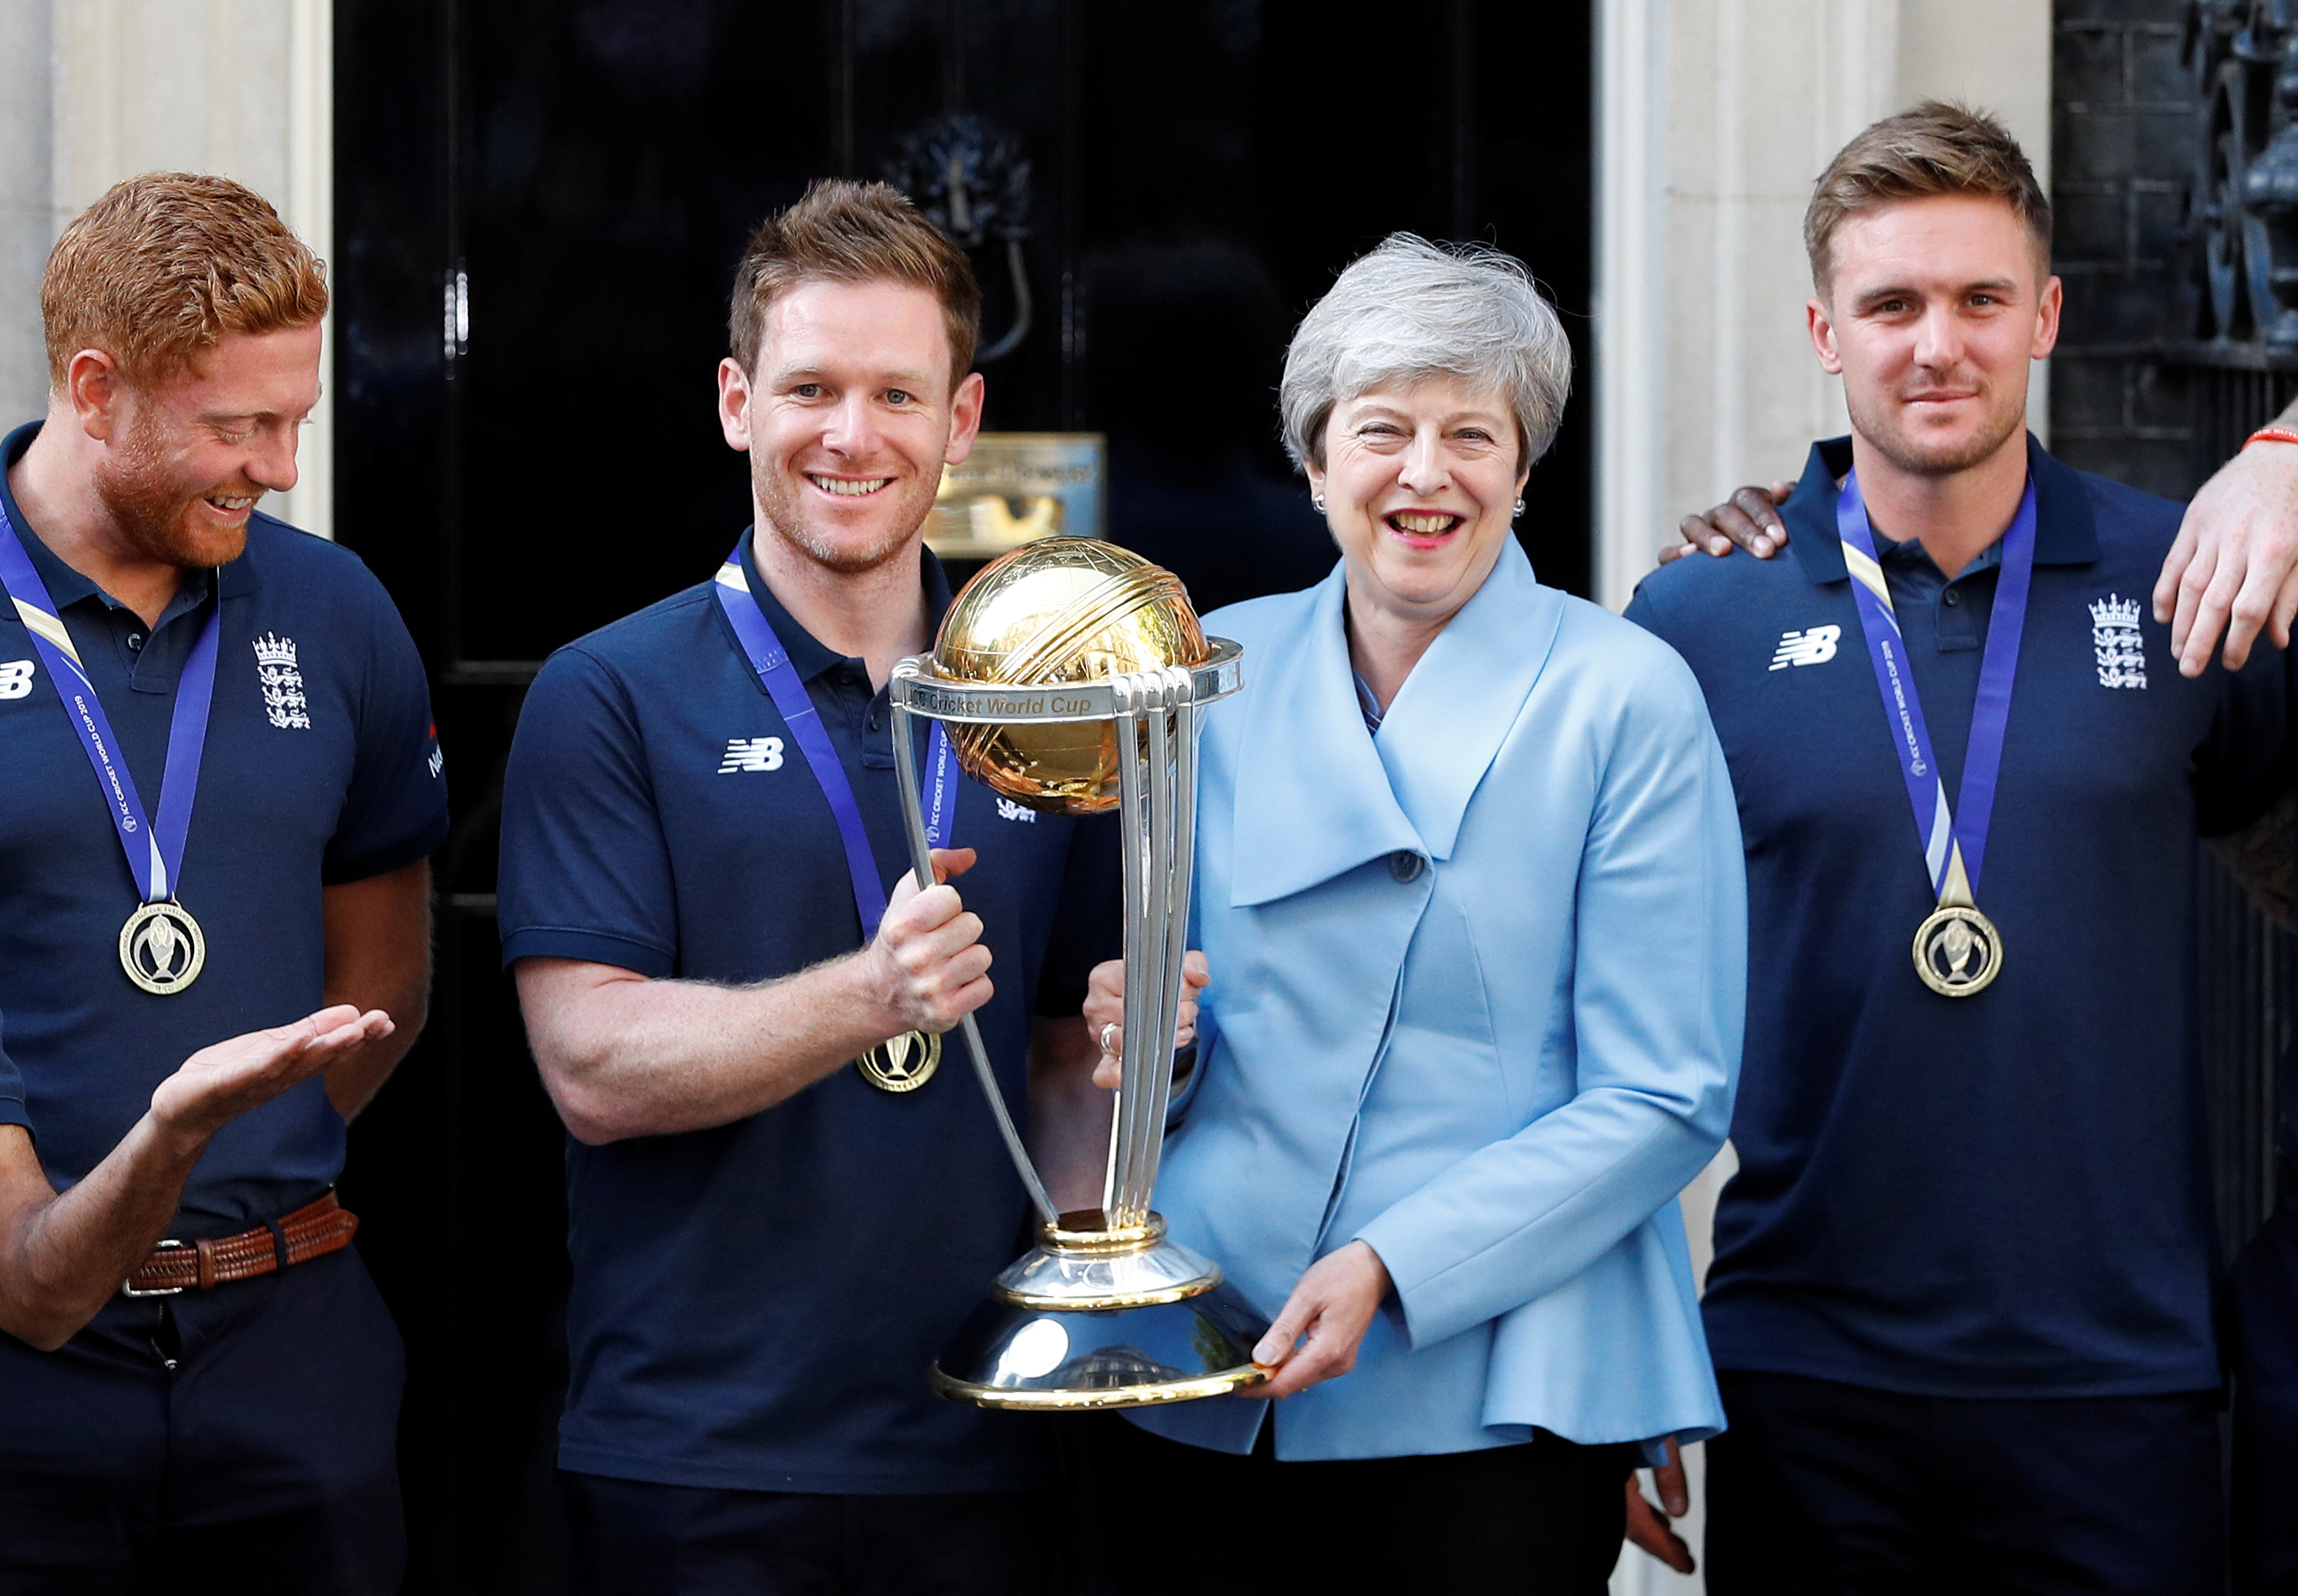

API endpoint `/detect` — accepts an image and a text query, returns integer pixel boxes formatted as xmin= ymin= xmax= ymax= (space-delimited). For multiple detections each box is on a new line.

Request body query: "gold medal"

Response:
xmin=856 ymin=1029 xmax=941 ymax=1093
xmin=1912 ymin=903 xmax=2000 ymax=997
xmin=119 ymin=900 xmax=206 ymax=995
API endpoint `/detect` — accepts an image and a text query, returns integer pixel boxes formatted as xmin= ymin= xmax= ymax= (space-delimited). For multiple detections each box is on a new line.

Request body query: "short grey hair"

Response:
xmin=1278 ymin=234 xmax=1572 ymax=472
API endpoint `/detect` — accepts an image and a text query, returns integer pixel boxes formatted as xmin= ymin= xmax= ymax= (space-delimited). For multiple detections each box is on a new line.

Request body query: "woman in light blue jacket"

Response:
xmin=1084 ymin=236 xmax=1746 ymax=1594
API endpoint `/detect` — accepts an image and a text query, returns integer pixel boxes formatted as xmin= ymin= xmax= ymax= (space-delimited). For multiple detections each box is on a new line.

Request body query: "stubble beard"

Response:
xmin=750 ymin=452 xmax=938 ymax=575
xmin=1846 ymin=378 xmax=2027 ymax=481
xmin=91 ymin=408 xmax=255 ymax=569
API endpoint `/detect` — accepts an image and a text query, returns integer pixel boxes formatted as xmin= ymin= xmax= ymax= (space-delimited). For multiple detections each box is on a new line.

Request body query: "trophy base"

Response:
xmin=994 ymin=1209 xmax=1222 ymax=1309
xmin=931 ymin=1210 xmax=1271 ymax=1410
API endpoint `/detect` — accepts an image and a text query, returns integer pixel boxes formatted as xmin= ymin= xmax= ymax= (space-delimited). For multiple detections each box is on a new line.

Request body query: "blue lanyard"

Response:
xmin=711 ymin=543 xmax=954 ymax=940
xmin=1834 ymin=470 xmax=2036 ymax=903
xmin=0 ymin=500 xmax=220 ymax=905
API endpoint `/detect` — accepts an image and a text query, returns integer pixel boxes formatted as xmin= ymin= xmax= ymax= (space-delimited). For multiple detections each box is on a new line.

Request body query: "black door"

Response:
xmin=332 ymin=3 xmax=1593 ymax=1587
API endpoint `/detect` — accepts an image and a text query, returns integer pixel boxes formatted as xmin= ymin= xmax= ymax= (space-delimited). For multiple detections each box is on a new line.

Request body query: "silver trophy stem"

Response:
xmin=1143 ymin=667 xmax=1199 ymax=1207
xmin=897 ymin=636 xmax=1265 ymax=1410
xmin=1103 ymin=681 xmax=1152 ymax=1223
xmin=1103 ymin=665 xmax=1200 ymax=1227
xmin=889 ymin=699 xmax=1060 ymax=1227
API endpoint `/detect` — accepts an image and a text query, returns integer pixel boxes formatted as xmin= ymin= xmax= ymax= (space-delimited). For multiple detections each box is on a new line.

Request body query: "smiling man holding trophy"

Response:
xmin=498 ymin=181 xmax=1156 ymax=1596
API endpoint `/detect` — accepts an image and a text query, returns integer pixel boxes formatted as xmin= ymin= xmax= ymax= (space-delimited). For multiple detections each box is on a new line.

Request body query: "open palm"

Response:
xmin=149 ymin=1005 xmax=392 ymax=1139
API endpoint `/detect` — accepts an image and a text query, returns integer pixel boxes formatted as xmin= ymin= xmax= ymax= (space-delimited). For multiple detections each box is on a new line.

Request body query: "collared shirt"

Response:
xmin=1872 ymin=526 xmax=2003 ymax=624
xmin=0 ymin=420 xmax=448 ymax=1234
xmin=1627 ymin=434 xmax=2297 ymax=1399
xmin=495 ymin=529 xmax=1119 ymax=1495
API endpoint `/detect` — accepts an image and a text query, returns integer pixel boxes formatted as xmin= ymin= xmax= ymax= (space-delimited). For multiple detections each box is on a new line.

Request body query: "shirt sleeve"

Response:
xmin=322 ymin=575 xmax=450 ymax=883
xmin=0 ymin=1013 xmax=31 ymax=1137
xmin=1033 ymin=814 xmax=1124 ymax=1017
xmin=1620 ymin=578 xmax=1666 ymax=640
xmin=498 ymin=645 xmax=681 ymax=977
xmin=2194 ymin=637 xmax=2298 ymax=838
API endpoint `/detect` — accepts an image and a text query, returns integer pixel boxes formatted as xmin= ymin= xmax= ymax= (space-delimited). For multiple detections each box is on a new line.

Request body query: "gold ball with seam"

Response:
xmin=933 ymin=538 xmax=1208 ymax=815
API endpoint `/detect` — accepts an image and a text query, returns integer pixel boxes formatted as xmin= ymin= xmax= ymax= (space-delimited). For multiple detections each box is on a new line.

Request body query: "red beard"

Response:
xmin=91 ymin=415 xmax=259 ymax=570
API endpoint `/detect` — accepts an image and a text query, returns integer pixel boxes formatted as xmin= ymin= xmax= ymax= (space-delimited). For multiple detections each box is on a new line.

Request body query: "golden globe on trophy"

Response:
xmin=886 ymin=538 xmax=1268 ymax=1409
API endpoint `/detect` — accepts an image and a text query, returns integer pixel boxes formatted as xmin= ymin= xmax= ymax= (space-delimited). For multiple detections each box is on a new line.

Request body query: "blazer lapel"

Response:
xmin=1224 ymin=541 xmax=1565 ymax=904
xmin=1374 ymin=539 xmax=1564 ymax=860
xmin=1228 ymin=566 xmax=1423 ymax=907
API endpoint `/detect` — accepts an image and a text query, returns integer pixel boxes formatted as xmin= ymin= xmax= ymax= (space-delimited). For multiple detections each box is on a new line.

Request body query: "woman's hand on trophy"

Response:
xmin=1246 ymin=1239 xmax=1393 ymax=1399
xmin=871 ymin=847 xmax=993 ymax=1034
xmin=1082 ymin=952 xmax=1211 ymax=1089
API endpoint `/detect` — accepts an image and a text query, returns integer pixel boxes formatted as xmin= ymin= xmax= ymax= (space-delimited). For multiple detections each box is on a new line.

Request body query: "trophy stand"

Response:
xmin=889 ymin=643 xmax=1270 ymax=1409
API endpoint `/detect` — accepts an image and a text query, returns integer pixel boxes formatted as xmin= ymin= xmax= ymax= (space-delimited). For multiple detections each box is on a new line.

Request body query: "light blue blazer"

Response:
xmin=1132 ymin=540 xmax=1746 ymax=1461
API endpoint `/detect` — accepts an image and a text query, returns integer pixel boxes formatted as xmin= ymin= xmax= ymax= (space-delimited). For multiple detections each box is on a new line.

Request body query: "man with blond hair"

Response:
xmin=498 ymin=179 xmax=1124 ymax=1594
xmin=0 ymin=173 xmax=445 ymax=1591
xmin=1628 ymin=106 xmax=2295 ymax=1591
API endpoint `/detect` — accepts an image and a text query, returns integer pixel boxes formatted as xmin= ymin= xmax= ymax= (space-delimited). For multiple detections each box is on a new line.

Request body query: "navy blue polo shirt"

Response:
xmin=497 ymin=531 xmax=1119 ymax=1495
xmin=0 ymin=421 xmax=448 ymax=1235
xmin=1628 ymin=435 xmax=2297 ymax=1398
xmin=0 ymin=1016 xmax=25 ymax=1137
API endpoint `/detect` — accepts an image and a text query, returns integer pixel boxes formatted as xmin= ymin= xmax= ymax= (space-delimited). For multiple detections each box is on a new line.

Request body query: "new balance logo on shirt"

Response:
xmin=994 ymin=797 xmax=1037 ymax=823
xmin=0 ymin=659 xmax=32 ymax=700
xmin=719 ymin=736 xmax=786 ymax=774
xmin=1769 ymin=625 xmax=1841 ymax=671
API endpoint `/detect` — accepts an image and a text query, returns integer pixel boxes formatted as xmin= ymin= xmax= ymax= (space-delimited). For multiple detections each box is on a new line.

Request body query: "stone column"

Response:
xmin=1597 ymin=0 xmax=2053 ymax=613
xmin=0 ymin=0 xmax=55 ymax=431
xmin=0 ymin=0 xmax=333 ymax=536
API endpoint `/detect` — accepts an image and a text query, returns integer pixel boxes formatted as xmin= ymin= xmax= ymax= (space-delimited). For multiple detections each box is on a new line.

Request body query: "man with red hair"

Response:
xmin=0 ymin=173 xmax=445 ymax=1592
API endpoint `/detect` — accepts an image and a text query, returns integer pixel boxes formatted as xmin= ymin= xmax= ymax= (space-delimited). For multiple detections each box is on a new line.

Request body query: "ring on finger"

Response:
xmin=1099 ymin=1021 xmax=1119 ymax=1055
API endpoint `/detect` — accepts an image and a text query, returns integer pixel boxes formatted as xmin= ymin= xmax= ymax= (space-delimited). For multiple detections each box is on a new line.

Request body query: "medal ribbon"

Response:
xmin=712 ymin=541 xmax=954 ymax=941
xmin=1835 ymin=470 xmax=2036 ymax=905
xmin=0 ymin=500 xmax=220 ymax=905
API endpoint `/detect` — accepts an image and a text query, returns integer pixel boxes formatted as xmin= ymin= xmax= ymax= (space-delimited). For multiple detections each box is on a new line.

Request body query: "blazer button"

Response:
xmin=1389 ymin=850 xmax=1425 ymax=882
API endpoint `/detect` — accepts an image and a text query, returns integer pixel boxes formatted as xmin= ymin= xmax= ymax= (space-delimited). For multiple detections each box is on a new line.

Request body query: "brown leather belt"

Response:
xmin=121 ymin=1191 xmax=359 ymax=1298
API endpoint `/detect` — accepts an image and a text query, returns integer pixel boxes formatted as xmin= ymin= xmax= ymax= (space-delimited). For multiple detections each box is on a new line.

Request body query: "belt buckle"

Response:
xmin=121 ymin=1238 xmax=189 ymax=1298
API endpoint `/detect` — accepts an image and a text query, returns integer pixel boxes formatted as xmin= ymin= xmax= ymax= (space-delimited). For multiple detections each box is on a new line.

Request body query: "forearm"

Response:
xmin=1028 ymin=1015 xmax=1112 ymax=1215
xmin=321 ymin=860 xmax=434 ymax=1119
xmin=0 ymin=1118 xmax=206 ymax=1350
xmin=525 ymin=955 xmax=911 ymax=1143
xmin=323 ymin=971 xmax=426 ymax=1119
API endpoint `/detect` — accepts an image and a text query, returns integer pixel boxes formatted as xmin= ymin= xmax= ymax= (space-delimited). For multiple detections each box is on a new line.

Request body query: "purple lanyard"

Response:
xmin=712 ymin=545 xmax=954 ymax=941
xmin=0 ymin=500 xmax=220 ymax=905
xmin=1834 ymin=470 xmax=2036 ymax=901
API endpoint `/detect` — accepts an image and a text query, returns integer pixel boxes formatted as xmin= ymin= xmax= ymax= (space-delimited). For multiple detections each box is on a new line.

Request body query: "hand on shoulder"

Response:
xmin=2153 ymin=434 xmax=2298 ymax=676
xmin=1658 ymin=481 xmax=1795 ymax=567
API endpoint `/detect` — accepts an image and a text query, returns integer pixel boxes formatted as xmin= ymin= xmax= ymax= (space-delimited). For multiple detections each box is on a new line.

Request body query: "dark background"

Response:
xmin=330 ymin=2 xmax=1593 ymax=1588
xmin=2053 ymin=0 xmax=2294 ymax=1282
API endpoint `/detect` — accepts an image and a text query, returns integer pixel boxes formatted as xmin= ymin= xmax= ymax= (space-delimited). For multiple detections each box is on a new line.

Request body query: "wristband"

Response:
xmin=2247 ymin=427 xmax=2298 ymax=449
